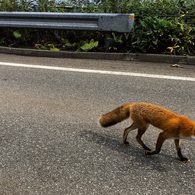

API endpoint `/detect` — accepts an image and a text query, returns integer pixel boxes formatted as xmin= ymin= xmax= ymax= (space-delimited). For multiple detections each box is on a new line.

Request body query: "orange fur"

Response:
xmin=99 ymin=102 xmax=195 ymax=162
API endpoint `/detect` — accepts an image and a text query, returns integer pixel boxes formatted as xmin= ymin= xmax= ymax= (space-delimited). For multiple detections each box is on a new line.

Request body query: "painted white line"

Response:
xmin=0 ymin=62 xmax=195 ymax=81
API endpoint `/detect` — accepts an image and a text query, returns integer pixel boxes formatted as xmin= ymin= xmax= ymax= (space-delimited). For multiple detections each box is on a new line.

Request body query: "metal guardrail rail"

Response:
xmin=0 ymin=12 xmax=134 ymax=33
xmin=0 ymin=12 xmax=134 ymax=51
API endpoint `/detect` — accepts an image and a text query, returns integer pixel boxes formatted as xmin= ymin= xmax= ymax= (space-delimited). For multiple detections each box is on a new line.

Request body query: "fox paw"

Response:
xmin=181 ymin=157 xmax=190 ymax=163
xmin=144 ymin=150 xmax=151 ymax=155
xmin=144 ymin=147 xmax=151 ymax=151
xmin=122 ymin=141 xmax=130 ymax=146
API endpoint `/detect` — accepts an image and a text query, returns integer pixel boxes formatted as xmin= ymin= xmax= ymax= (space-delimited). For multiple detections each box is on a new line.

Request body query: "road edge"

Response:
xmin=0 ymin=46 xmax=195 ymax=65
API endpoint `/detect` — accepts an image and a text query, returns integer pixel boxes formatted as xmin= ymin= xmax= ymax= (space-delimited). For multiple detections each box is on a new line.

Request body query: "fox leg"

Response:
xmin=174 ymin=139 xmax=190 ymax=162
xmin=122 ymin=122 xmax=137 ymax=146
xmin=136 ymin=126 xmax=151 ymax=151
xmin=144 ymin=131 xmax=167 ymax=155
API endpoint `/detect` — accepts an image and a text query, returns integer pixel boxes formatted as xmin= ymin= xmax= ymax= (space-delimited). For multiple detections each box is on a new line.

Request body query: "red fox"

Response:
xmin=99 ymin=102 xmax=195 ymax=162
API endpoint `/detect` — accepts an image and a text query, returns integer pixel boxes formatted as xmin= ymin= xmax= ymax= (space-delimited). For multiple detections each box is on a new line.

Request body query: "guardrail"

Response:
xmin=0 ymin=12 xmax=134 ymax=51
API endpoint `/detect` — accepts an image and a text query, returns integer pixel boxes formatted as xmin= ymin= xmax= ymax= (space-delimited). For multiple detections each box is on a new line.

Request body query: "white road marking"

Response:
xmin=0 ymin=62 xmax=195 ymax=81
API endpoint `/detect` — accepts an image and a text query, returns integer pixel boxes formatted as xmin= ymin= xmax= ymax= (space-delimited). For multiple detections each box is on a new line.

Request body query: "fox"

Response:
xmin=99 ymin=102 xmax=195 ymax=162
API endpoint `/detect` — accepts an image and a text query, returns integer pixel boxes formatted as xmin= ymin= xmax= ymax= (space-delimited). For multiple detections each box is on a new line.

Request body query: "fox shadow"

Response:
xmin=79 ymin=129 xmax=182 ymax=172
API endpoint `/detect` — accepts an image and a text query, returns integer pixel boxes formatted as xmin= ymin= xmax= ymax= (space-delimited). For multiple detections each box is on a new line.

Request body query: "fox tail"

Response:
xmin=99 ymin=104 xmax=131 ymax=128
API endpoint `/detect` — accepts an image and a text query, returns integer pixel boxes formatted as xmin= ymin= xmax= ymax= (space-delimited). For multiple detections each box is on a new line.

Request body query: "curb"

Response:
xmin=0 ymin=46 xmax=195 ymax=65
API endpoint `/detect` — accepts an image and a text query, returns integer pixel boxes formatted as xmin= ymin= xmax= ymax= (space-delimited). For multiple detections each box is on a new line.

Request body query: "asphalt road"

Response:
xmin=0 ymin=53 xmax=195 ymax=195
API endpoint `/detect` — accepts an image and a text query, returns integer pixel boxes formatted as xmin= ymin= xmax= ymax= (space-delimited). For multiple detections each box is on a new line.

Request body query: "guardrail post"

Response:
xmin=31 ymin=1 xmax=40 ymax=43
xmin=29 ymin=0 xmax=39 ymax=12
xmin=32 ymin=1 xmax=64 ymax=45
xmin=105 ymin=33 xmax=111 ymax=52
xmin=33 ymin=5 xmax=39 ymax=12
xmin=49 ymin=31 xmax=64 ymax=44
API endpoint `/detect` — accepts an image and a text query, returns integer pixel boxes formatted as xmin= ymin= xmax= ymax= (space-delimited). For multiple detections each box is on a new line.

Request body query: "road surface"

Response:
xmin=0 ymin=53 xmax=195 ymax=195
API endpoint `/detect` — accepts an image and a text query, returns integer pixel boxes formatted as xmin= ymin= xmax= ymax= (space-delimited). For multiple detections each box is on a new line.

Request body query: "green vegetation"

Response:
xmin=0 ymin=0 xmax=195 ymax=54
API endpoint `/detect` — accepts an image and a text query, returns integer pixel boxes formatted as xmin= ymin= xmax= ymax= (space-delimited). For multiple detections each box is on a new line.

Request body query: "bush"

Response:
xmin=129 ymin=16 xmax=195 ymax=54
xmin=107 ymin=0 xmax=195 ymax=54
xmin=0 ymin=0 xmax=194 ymax=54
